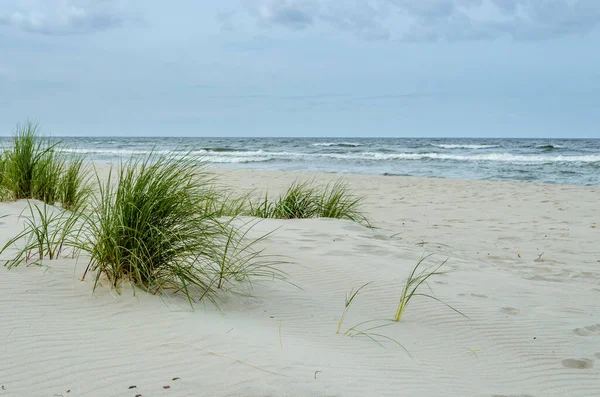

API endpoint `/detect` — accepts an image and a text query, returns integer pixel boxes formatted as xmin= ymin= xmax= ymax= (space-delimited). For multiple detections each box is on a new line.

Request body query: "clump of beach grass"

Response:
xmin=250 ymin=180 xmax=318 ymax=219
xmin=73 ymin=152 xmax=284 ymax=305
xmin=0 ymin=132 xmax=284 ymax=306
xmin=3 ymin=122 xmax=57 ymax=200
xmin=59 ymin=156 xmax=91 ymax=210
xmin=32 ymin=150 xmax=64 ymax=205
xmin=250 ymin=179 xmax=369 ymax=226
xmin=201 ymin=188 xmax=251 ymax=218
xmin=0 ymin=155 xmax=13 ymax=201
xmin=1 ymin=122 xmax=90 ymax=209
xmin=394 ymin=254 xmax=467 ymax=322
xmin=318 ymin=180 xmax=369 ymax=225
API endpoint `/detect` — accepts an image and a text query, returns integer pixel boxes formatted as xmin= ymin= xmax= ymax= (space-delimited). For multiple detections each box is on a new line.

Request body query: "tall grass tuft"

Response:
xmin=250 ymin=179 xmax=369 ymax=225
xmin=200 ymin=188 xmax=250 ymax=218
xmin=252 ymin=181 xmax=319 ymax=219
xmin=4 ymin=122 xmax=57 ymax=199
xmin=318 ymin=181 xmax=370 ymax=226
xmin=59 ymin=156 xmax=90 ymax=210
xmin=76 ymin=152 xmax=282 ymax=305
xmin=32 ymin=150 xmax=64 ymax=205
xmin=0 ymin=122 xmax=90 ymax=209
xmin=0 ymin=155 xmax=12 ymax=201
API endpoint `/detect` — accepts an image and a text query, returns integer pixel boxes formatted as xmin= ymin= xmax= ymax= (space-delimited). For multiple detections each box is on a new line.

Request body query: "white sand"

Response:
xmin=1 ymin=168 xmax=599 ymax=397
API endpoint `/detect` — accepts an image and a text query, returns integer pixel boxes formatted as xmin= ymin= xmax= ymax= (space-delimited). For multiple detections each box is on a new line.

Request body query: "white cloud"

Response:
xmin=241 ymin=0 xmax=600 ymax=41
xmin=249 ymin=0 xmax=319 ymax=30
xmin=0 ymin=0 xmax=125 ymax=35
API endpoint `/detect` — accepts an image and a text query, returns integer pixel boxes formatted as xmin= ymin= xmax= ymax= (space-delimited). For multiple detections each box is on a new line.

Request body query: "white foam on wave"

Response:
xmin=312 ymin=142 xmax=363 ymax=147
xmin=58 ymin=148 xmax=284 ymax=163
xmin=57 ymin=148 xmax=600 ymax=164
xmin=323 ymin=152 xmax=600 ymax=163
xmin=432 ymin=144 xmax=500 ymax=149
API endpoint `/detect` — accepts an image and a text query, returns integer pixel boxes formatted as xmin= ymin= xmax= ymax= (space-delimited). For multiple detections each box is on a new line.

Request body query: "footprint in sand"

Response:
xmin=470 ymin=293 xmax=488 ymax=298
xmin=561 ymin=358 xmax=594 ymax=369
xmin=573 ymin=324 xmax=600 ymax=336
xmin=501 ymin=307 xmax=520 ymax=315
xmin=491 ymin=395 xmax=536 ymax=397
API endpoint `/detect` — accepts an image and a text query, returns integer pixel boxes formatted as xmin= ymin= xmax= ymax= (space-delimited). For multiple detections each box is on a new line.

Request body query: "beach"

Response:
xmin=1 ymin=167 xmax=599 ymax=397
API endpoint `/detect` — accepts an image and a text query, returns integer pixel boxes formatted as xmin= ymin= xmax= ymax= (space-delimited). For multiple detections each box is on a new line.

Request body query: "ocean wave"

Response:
xmin=312 ymin=142 xmax=364 ymax=147
xmin=58 ymin=148 xmax=257 ymax=156
xmin=537 ymin=144 xmax=564 ymax=150
xmin=204 ymin=156 xmax=274 ymax=163
xmin=57 ymin=148 xmax=280 ymax=163
xmin=57 ymin=148 xmax=600 ymax=164
xmin=334 ymin=152 xmax=600 ymax=163
xmin=200 ymin=147 xmax=242 ymax=153
xmin=432 ymin=144 xmax=500 ymax=149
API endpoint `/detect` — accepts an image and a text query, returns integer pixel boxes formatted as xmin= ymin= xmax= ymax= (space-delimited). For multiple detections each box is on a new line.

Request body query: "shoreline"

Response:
xmin=88 ymin=160 xmax=600 ymax=188
xmin=208 ymin=165 xmax=600 ymax=188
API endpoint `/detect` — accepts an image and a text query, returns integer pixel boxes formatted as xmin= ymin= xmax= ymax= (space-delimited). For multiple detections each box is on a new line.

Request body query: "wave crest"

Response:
xmin=432 ymin=144 xmax=500 ymax=149
xmin=312 ymin=142 xmax=363 ymax=147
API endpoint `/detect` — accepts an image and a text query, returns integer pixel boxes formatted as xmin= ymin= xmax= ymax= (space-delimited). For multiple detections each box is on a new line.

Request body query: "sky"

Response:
xmin=0 ymin=0 xmax=599 ymax=138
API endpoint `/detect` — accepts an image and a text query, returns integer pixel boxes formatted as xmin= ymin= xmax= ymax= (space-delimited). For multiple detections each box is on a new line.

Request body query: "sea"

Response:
xmin=4 ymin=137 xmax=599 ymax=186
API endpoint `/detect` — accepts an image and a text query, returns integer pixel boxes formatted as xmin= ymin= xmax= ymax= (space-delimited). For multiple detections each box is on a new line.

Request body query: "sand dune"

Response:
xmin=1 ymin=169 xmax=599 ymax=396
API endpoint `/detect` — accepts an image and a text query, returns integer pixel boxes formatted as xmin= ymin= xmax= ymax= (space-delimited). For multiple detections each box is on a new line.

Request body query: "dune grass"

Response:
xmin=337 ymin=282 xmax=371 ymax=334
xmin=0 ymin=155 xmax=12 ymax=201
xmin=394 ymin=254 xmax=467 ymax=322
xmin=249 ymin=179 xmax=370 ymax=226
xmin=0 ymin=128 xmax=284 ymax=306
xmin=250 ymin=181 xmax=318 ymax=219
xmin=343 ymin=320 xmax=410 ymax=354
xmin=0 ymin=201 xmax=82 ymax=268
xmin=71 ymin=152 xmax=283 ymax=305
xmin=3 ymin=122 xmax=57 ymax=200
xmin=201 ymin=188 xmax=251 ymax=218
xmin=335 ymin=282 xmax=410 ymax=353
xmin=59 ymin=156 xmax=91 ymax=210
xmin=318 ymin=181 xmax=368 ymax=224
xmin=32 ymin=150 xmax=64 ymax=205
xmin=1 ymin=122 xmax=89 ymax=209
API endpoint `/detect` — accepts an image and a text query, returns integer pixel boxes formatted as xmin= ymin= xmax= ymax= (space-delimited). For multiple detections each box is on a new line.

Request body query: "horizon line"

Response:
xmin=0 ymin=135 xmax=598 ymax=140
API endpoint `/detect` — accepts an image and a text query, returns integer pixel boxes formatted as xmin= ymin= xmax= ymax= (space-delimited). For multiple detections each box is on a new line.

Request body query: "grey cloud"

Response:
xmin=321 ymin=1 xmax=390 ymax=40
xmin=218 ymin=11 xmax=237 ymax=31
xmin=242 ymin=0 xmax=600 ymax=41
xmin=252 ymin=0 xmax=317 ymax=30
xmin=0 ymin=0 xmax=124 ymax=35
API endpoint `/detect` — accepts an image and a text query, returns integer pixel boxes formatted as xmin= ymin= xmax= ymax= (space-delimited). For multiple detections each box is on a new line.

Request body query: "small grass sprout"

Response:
xmin=208 ymin=219 xmax=285 ymax=292
xmin=394 ymin=254 xmax=467 ymax=322
xmin=337 ymin=282 xmax=371 ymax=334
xmin=0 ymin=201 xmax=82 ymax=268
xmin=343 ymin=319 xmax=410 ymax=355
